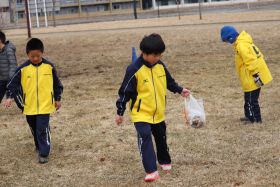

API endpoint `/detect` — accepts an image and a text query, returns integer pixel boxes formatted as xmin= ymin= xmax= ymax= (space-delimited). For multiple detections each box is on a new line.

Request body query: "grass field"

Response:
xmin=0 ymin=10 xmax=280 ymax=186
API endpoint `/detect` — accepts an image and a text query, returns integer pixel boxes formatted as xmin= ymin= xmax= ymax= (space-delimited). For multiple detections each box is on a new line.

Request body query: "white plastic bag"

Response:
xmin=184 ymin=94 xmax=206 ymax=128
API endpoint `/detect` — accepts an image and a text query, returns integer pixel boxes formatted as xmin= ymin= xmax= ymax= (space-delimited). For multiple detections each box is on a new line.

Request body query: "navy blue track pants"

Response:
xmin=26 ymin=114 xmax=51 ymax=157
xmin=244 ymin=88 xmax=262 ymax=122
xmin=135 ymin=121 xmax=171 ymax=173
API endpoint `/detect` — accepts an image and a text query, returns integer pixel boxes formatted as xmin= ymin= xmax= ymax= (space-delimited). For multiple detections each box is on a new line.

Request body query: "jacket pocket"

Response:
xmin=137 ymin=99 xmax=142 ymax=112
xmin=51 ymin=92 xmax=54 ymax=104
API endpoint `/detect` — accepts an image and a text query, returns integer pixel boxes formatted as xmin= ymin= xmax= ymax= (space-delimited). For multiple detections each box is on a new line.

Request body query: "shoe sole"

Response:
xmin=160 ymin=164 xmax=172 ymax=172
xmin=144 ymin=175 xmax=160 ymax=182
xmin=38 ymin=159 xmax=48 ymax=164
xmin=161 ymin=169 xmax=171 ymax=172
xmin=38 ymin=156 xmax=49 ymax=164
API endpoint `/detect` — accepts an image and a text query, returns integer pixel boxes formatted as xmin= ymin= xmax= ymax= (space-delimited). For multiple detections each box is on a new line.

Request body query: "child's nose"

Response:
xmin=33 ymin=58 xmax=40 ymax=62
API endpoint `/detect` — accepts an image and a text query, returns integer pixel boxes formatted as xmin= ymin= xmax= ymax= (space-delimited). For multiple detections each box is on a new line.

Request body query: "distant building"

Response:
xmin=143 ymin=0 xmax=234 ymax=9
xmin=1 ymin=0 xmax=255 ymax=24
xmin=16 ymin=0 xmax=60 ymax=19
xmin=59 ymin=0 xmax=141 ymax=14
xmin=15 ymin=0 xmax=141 ymax=18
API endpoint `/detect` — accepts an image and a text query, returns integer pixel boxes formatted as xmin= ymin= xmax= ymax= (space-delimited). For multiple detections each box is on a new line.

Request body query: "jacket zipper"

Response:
xmin=23 ymin=93 xmax=26 ymax=105
xmin=151 ymin=68 xmax=157 ymax=123
xmin=137 ymin=99 xmax=141 ymax=112
xmin=51 ymin=92 xmax=54 ymax=104
xmin=36 ymin=66 xmax=39 ymax=113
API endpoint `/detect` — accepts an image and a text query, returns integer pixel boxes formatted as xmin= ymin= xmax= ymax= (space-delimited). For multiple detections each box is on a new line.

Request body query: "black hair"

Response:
xmin=26 ymin=38 xmax=44 ymax=54
xmin=0 ymin=30 xmax=6 ymax=44
xmin=140 ymin=33 xmax=165 ymax=55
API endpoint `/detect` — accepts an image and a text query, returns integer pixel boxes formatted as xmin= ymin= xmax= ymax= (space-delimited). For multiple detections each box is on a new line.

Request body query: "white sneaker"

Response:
xmin=144 ymin=171 xmax=160 ymax=182
xmin=160 ymin=164 xmax=172 ymax=172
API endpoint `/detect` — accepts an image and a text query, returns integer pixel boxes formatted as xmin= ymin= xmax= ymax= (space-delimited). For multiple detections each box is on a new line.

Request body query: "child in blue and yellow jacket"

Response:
xmin=115 ymin=33 xmax=190 ymax=182
xmin=221 ymin=26 xmax=272 ymax=124
xmin=4 ymin=38 xmax=63 ymax=163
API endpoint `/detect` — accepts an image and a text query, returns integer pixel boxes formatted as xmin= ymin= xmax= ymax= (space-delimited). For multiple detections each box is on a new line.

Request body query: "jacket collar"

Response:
xmin=29 ymin=58 xmax=45 ymax=67
xmin=139 ymin=55 xmax=158 ymax=68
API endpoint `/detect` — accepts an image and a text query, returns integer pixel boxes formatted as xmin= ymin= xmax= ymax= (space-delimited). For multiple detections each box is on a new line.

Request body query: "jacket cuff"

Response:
xmin=252 ymin=73 xmax=259 ymax=78
xmin=5 ymin=91 xmax=12 ymax=98
xmin=177 ymin=86 xmax=183 ymax=94
xmin=117 ymin=110 xmax=124 ymax=116
xmin=55 ymin=96 xmax=61 ymax=101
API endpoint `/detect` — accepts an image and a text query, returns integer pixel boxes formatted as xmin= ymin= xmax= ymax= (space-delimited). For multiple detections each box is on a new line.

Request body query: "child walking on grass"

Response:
xmin=4 ymin=38 xmax=63 ymax=163
xmin=115 ymin=33 xmax=190 ymax=182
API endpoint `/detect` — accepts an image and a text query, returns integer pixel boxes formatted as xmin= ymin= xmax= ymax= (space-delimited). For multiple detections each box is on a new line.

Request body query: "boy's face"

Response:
xmin=28 ymin=50 xmax=43 ymax=64
xmin=143 ymin=53 xmax=162 ymax=65
xmin=0 ymin=41 xmax=4 ymax=49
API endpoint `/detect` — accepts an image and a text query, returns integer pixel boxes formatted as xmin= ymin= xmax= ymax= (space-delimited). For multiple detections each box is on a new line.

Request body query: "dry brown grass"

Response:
xmin=0 ymin=10 xmax=280 ymax=187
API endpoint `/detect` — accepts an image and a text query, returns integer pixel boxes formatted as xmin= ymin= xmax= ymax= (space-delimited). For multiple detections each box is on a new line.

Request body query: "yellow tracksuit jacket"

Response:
xmin=234 ymin=31 xmax=273 ymax=92
xmin=116 ymin=56 xmax=183 ymax=124
xmin=7 ymin=59 xmax=63 ymax=115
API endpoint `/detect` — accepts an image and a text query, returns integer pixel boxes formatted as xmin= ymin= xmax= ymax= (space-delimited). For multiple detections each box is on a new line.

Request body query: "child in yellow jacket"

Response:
xmin=221 ymin=26 xmax=272 ymax=124
xmin=5 ymin=38 xmax=63 ymax=163
xmin=115 ymin=34 xmax=190 ymax=181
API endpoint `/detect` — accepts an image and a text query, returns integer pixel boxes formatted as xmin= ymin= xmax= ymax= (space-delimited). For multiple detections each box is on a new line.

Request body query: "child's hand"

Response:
xmin=253 ymin=73 xmax=264 ymax=87
xmin=3 ymin=98 xmax=13 ymax=108
xmin=115 ymin=115 xmax=123 ymax=125
xmin=55 ymin=101 xmax=61 ymax=111
xmin=181 ymin=88 xmax=190 ymax=97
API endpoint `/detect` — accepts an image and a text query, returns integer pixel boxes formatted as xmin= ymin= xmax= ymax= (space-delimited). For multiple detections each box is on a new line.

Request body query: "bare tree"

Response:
xmin=176 ymin=0 xmax=181 ymax=20
xmin=9 ymin=0 xmax=16 ymax=23
xmin=198 ymin=0 xmax=202 ymax=20
xmin=78 ymin=0 xmax=82 ymax=15
xmin=52 ymin=0 xmax=56 ymax=27
xmin=0 ymin=8 xmax=3 ymax=29
xmin=133 ymin=0 xmax=137 ymax=19
xmin=24 ymin=0 xmax=31 ymax=38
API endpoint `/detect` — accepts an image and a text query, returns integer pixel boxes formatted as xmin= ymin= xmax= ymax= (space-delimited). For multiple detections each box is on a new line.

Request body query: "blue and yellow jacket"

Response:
xmin=7 ymin=58 xmax=63 ymax=115
xmin=116 ymin=56 xmax=183 ymax=124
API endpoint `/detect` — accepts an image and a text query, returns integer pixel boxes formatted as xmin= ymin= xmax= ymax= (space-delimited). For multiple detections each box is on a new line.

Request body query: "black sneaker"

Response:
xmin=243 ymin=120 xmax=262 ymax=125
xmin=38 ymin=155 xmax=48 ymax=164
xmin=243 ymin=120 xmax=254 ymax=125
xmin=240 ymin=117 xmax=250 ymax=122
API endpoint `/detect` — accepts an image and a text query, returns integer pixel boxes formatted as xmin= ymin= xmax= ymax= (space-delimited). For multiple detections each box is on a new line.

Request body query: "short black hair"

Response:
xmin=26 ymin=38 xmax=44 ymax=54
xmin=140 ymin=33 xmax=165 ymax=55
xmin=0 ymin=30 xmax=6 ymax=44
